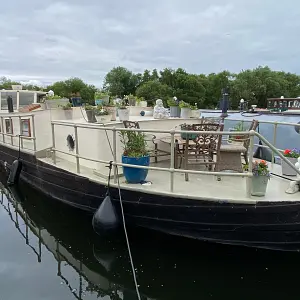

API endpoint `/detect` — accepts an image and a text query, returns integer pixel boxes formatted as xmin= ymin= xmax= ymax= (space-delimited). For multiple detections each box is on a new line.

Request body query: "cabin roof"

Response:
xmin=0 ymin=90 xmax=46 ymax=95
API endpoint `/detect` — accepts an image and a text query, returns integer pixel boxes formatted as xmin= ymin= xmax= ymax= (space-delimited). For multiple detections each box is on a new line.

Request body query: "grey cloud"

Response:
xmin=1 ymin=0 xmax=300 ymax=86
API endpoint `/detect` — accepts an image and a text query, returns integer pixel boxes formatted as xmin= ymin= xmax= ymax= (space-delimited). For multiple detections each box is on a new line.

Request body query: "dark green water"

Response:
xmin=0 ymin=180 xmax=300 ymax=300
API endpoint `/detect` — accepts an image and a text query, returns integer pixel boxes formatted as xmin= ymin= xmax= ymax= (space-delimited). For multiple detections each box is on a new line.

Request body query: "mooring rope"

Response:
xmin=102 ymin=124 xmax=142 ymax=300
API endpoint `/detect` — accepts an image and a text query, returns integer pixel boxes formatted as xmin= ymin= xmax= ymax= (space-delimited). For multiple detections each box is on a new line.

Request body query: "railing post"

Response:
xmin=10 ymin=117 xmax=13 ymax=146
xmin=31 ymin=115 xmax=37 ymax=152
xmin=272 ymin=122 xmax=278 ymax=165
xmin=247 ymin=131 xmax=255 ymax=197
xmin=1 ymin=117 xmax=4 ymax=143
xmin=51 ymin=123 xmax=56 ymax=164
xmin=74 ymin=125 xmax=80 ymax=173
xmin=170 ymin=130 xmax=175 ymax=192
xmin=112 ymin=127 xmax=117 ymax=183
xmin=18 ymin=116 xmax=24 ymax=149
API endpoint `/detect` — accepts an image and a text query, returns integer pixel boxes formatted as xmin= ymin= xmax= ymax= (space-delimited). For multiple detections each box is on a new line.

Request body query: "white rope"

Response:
xmin=102 ymin=125 xmax=142 ymax=300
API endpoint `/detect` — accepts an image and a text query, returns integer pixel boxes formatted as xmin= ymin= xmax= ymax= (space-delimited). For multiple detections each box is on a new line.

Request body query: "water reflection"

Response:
xmin=1 ymin=181 xmax=300 ymax=300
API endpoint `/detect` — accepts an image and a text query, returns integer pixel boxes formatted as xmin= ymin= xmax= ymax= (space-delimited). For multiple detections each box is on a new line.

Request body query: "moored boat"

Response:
xmin=1 ymin=88 xmax=300 ymax=251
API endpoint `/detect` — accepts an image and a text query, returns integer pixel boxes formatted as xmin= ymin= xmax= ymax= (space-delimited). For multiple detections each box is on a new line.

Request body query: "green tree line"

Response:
xmin=2 ymin=65 xmax=300 ymax=108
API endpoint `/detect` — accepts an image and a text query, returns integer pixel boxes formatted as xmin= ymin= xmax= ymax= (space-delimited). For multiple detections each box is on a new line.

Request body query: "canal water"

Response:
xmin=0 ymin=179 xmax=300 ymax=300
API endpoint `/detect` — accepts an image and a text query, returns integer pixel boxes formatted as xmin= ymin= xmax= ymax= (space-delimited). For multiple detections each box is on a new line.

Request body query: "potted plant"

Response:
xmin=245 ymin=160 xmax=270 ymax=196
xmin=136 ymin=97 xmax=147 ymax=107
xmin=179 ymin=101 xmax=191 ymax=118
xmin=95 ymin=91 xmax=109 ymax=106
xmin=190 ymin=103 xmax=200 ymax=118
xmin=167 ymin=97 xmax=180 ymax=118
xmin=282 ymin=148 xmax=300 ymax=176
xmin=94 ymin=106 xmax=111 ymax=123
xmin=105 ymin=101 xmax=117 ymax=121
xmin=127 ymin=94 xmax=136 ymax=106
xmin=60 ymin=102 xmax=73 ymax=120
xmin=120 ymin=130 xmax=150 ymax=183
xmin=180 ymin=123 xmax=197 ymax=140
xmin=117 ymin=101 xmax=129 ymax=121
xmin=45 ymin=94 xmax=70 ymax=109
xmin=85 ymin=105 xmax=96 ymax=123
xmin=229 ymin=121 xmax=247 ymax=143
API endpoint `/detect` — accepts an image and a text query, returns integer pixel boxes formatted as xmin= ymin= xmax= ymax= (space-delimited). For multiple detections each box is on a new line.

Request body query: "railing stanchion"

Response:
xmin=32 ymin=115 xmax=37 ymax=152
xmin=10 ymin=117 xmax=13 ymax=146
xmin=113 ymin=127 xmax=117 ymax=183
xmin=1 ymin=117 xmax=3 ymax=143
xmin=74 ymin=125 xmax=80 ymax=173
xmin=170 ymin=130 xmax=175 ymax=192
xmin=18 ymin=116 xmax=24 ymax=149
xmin=247 ymin=131 xmax=255 ymax=197
xmin=51 ymin=123 xmax=56 ymax=164
xmin=272 ymin=122 xmax=278 ymax=165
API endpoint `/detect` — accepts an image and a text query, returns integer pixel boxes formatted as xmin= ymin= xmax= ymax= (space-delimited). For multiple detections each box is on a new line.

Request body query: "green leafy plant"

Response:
xmin=46 ymin=95 xmax=62 ymax=100
xmin=179 ymin=101 xmax=190 ymax=108
xmin=244 ymin=160 xmax=270 ymax=177
xmin=167 ymin=98 xmax=179 ymax=107
xmin=283 ymin=148 xmax=300 ymax=158
xmin=116 ymin=99 xmax=127 ymax=109
xmin=60 ymin=102 xmax=72 ymax=110
xmin=190 ymin=103 xmax=198 ymax=110
xmin=119 ymin=131 xmax=149 ymax=157
xmin=85 ymin=105 xmax=95 ymax=110
xmin=95 ymin=91 xmax=109 ymax=99
xmin=94 ymin=106 xmax=109 ymax=116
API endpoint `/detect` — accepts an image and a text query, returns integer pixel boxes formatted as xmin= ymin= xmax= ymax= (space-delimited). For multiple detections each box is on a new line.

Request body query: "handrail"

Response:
xmin=226 ymin=117 xmax=300 ymax=127
xmin=50 ymin=119 xmax=300 ymax=198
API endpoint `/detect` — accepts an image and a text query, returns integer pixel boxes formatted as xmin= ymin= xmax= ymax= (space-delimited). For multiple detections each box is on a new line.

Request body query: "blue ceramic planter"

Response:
xmin=122 ymin=155 xmax=150 ymax=183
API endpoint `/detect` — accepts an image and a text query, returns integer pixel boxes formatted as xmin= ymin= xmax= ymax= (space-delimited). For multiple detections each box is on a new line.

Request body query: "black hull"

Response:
xmin=1 ymin=144 xmax=300 ymax=251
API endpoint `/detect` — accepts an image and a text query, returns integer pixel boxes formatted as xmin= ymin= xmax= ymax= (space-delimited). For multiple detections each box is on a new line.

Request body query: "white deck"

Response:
xmin=38 ymin=156 xmax=300 ymax=204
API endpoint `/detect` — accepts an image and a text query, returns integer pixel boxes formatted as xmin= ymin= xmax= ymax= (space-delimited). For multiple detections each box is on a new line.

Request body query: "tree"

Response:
xmin=103 ymin=67 xmax=138 ymax=96
xmin=47 ymin=77 xmax=97 ymax=104
xmin=0 ymin=76 xmax=21 ymax=89
xmin=136 ymin=81 xmax=172 ymax=104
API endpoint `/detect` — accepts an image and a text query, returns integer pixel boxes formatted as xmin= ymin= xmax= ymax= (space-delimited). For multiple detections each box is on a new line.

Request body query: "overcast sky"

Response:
xmin=1 ymin=0 xmax=299 ymax=87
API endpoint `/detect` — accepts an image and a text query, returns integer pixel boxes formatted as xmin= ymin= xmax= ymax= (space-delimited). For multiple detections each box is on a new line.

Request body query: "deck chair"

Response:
xmin=178 ymin=123 xmax=224 ymax=181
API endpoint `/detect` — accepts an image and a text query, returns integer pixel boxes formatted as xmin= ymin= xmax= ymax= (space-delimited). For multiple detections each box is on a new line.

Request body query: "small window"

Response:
xmin=21 ymin=119 xmax=31 ymax=137
xmin=5 ymin=119 xmax=13 ymax=134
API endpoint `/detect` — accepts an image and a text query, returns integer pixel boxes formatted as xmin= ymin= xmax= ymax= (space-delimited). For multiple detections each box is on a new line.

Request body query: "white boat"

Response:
xmin=1 ymin=88 xmax=300 ymax=251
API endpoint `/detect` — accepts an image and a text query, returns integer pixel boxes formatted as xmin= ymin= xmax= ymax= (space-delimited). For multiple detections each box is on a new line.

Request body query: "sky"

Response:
xmin=1 ymin=0 xmax=300 ymax=87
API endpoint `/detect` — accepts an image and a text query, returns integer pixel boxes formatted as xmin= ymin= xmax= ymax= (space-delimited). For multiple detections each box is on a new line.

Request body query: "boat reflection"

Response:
xmin=2 ymin=180 xmax=300 ymax=300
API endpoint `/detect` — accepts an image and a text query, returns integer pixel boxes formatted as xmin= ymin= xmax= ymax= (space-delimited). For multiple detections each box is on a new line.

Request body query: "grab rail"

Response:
xmin=50 ymin=120 xmax=300 ymax=198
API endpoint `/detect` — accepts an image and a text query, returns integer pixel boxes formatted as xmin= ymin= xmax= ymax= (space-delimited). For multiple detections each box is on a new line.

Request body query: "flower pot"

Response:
xmin=86 ymin=110 xmax=96 ymax=123
xmin=180 ymin=107 xmax=191 ymax=118
xmin=95 ymin=114 xmax=111 ymax=123
xmin=251 ymin=175 xmax=269 ymax=196
xmin=129 ymin=99 xmax=136 ymax=106
xmin=145 ymin=109 xmax=153 ymax=116
xmin=118 ymin=109 xmax=129 ymax=121
xmin=282 ymin=157 xmax=298 ymax=176
xmin=180 ymin=124 xmax=197 ymax=140
xmin=63 ymin=109 xmax=73 ymax=120
xmin=170 ymin=106 xmax=180 ymax=118
xmin=122 ymin=155 xmax=150 ymax=183
xmin=106 ymin=107 xmax=116 ymax=121
xmin=191 ymin=110 xmax=201 ymax=118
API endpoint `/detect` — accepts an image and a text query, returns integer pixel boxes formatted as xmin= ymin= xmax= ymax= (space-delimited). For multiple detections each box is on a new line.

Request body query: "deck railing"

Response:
xmin=226 ymin=118 xmax=300 ymax=164
xmin=0 ymin=114 xmax=36 ymax=152
xmin=50 ymin=120 xmax=300 ymax=198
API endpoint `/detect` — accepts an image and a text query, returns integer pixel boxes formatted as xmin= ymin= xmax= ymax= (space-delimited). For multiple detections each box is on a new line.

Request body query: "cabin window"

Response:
xmin=21 ymin=119 xmax=31 ymax=137
xmin=5 ymin=119 xmax=13 ymax=134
